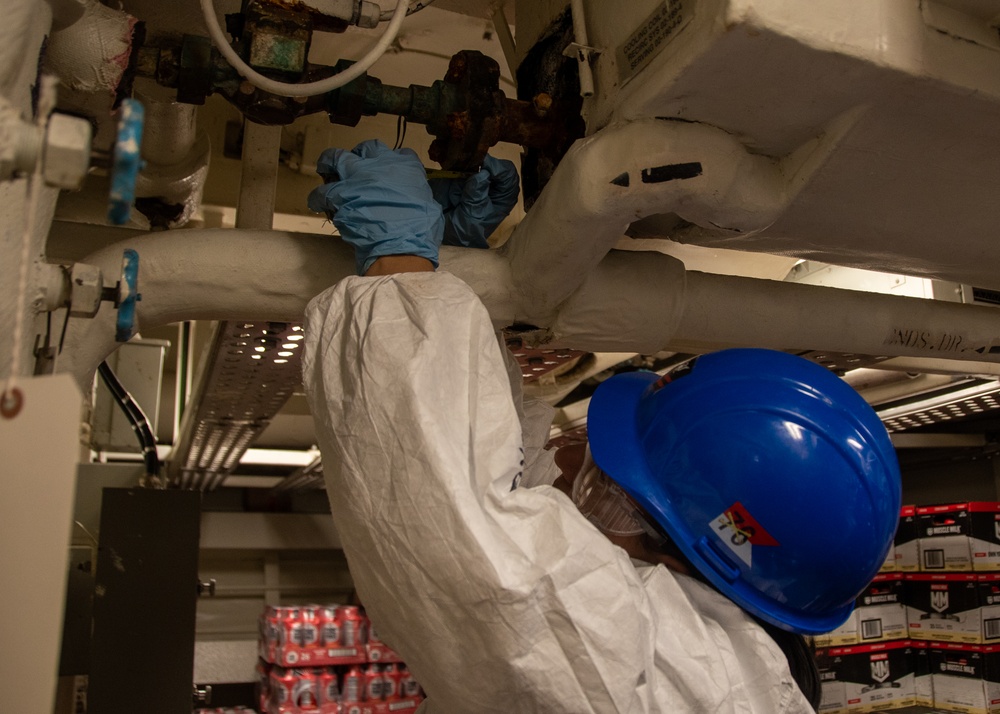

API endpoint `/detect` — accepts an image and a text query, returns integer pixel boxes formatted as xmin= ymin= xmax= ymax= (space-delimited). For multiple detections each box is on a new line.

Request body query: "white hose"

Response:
xmin=379 ymin=0 xmax=438 ymax=21
xmin=198 ymin=0 xmax=408 ymax=98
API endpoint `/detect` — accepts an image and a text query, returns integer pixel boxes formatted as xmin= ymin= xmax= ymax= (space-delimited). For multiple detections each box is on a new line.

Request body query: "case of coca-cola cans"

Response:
xmin=259 ymin=662 xmax=423 ymax=714
xmin=259 ymin=604 xmax=371 ymax=667
xmin=257 ymin=603 xmax=423 ymax=714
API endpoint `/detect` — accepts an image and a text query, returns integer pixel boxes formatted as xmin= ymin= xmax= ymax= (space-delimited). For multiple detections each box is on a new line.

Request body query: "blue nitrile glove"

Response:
xmin=429 ymin=155 xmax=520 ymax=249
xmin=307 ymin=139 xmax=445 ymax=275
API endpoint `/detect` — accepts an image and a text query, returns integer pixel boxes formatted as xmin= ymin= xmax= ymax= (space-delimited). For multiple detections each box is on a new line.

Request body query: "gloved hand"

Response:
xmin=429 ymin=155 xmax=519 ymax=249
xmin=307 ymin=139 xmax=445 ymax=275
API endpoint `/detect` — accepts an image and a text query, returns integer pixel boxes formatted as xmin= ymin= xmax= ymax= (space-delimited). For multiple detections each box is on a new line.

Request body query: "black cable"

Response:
xmin=57 ymin=308 xmax=70 ymax=355
xmin=393 ymin=115 xmax=408 ymax=149
xmin=97 ymin=360 xmax=161 ymax=478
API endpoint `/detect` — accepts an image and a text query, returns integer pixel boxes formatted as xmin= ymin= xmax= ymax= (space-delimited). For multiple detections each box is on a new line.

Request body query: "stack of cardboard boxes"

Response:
xmin=815 ymin=502 xmax=1000 ymax=713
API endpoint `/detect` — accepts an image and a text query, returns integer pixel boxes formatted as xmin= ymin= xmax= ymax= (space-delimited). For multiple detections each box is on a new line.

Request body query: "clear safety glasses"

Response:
xmin=571 ymin=448 xmax=645 ymax=537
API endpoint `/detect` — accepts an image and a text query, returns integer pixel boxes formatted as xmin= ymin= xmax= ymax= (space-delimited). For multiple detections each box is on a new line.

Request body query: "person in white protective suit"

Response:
xmin=302 ymin=139 xmax=903 ymax=714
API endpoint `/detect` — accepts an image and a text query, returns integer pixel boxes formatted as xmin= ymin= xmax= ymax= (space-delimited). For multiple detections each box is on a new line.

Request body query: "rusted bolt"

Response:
xmin=1 ymin=388 xmax=24 ymax=419
xmin=532 ymin=92 xmax=553 ymax=118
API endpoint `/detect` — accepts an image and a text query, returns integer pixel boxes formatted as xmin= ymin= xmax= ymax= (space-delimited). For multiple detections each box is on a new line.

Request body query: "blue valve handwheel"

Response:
xmin=108 ymin=99 xmax=145 ymax=225
xmin=115 ymin=249 xmax=141 ymax=342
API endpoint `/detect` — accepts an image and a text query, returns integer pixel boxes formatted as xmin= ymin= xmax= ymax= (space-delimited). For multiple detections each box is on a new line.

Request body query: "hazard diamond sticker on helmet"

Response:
xmin=712 ymin=502 xmax=780 ymax=568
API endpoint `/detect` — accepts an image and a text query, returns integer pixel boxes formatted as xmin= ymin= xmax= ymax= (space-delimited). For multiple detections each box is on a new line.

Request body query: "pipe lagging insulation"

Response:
xmin=54 ymin=229 xmax=1000 ymax=391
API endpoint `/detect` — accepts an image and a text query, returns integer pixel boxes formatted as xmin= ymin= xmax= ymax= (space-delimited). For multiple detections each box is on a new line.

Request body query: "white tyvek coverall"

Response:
xmin=303 ymin=271 xmax=814 ymax=714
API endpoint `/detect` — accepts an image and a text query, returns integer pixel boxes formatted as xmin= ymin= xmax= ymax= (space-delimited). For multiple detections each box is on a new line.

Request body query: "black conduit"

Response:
xmin=97 ymin=361 xmax=161 ymax=478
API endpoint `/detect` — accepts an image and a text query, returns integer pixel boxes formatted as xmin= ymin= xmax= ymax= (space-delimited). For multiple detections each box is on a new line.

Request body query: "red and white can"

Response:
xmin=320 ymin=605 xmax=341 ymax=648
xmin=338 ymin=606 xmax=362 ymax=648
xmin=318 ymin=666 xmax=340 ymax=706
xmin=277 ymin=606 xmax=301 ymax=646
xmin=294 ymin=606 xmax=321 ymax=648
xmin=260 ymin=607 xmax=283 ymax=661
xmin=400 ymin=665 xmax=420 ymax=698
xmin=382 ymin=663 xmax=401 ymax=701
xmin=293 ymin=668 xmax=319 ymax=710
xmin=364 ymin=664 xmax=383 ymax=702
xmin=342 ymin=665 xmax=363 ymax=703
xmin=269 ymin=667 xmax=297 ymax=706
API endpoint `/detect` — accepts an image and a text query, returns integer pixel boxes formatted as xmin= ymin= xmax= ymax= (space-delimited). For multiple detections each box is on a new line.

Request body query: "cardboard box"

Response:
xmin=905 ymin=574 xmax=1000 ymax=644
xmin=896 ymin=506 xmax=919 ymax=572
xmin=818 ymin=641 xmax=917 ymax=712
xmin=816 ymin=647 xmax=849 ymax=714
xmin=917 ymin=503 xmax=1000 ymax=572
xmin=911 ymin=640 xmax=935 ymax=707
xmin=929 ymin=642 xmax=1000 ymax=713
xmin=815 ymin=609 xmax=860 ymax=648
xmin=857 ymin=574 xmax=908 ymax=643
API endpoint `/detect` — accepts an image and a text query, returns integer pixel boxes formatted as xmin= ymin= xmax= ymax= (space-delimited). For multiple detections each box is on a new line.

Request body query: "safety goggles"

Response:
xmin=571 ymin=448 xmax=646 ymax=537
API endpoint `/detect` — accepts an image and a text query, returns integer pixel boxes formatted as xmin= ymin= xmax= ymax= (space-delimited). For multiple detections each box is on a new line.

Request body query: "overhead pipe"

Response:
xmin=56 ymin=228 xmax=1000 ymax=390
xmin=55 ymin=111 xmax=1000 ymax=386
xmin=502 ymin=112 xmax=865 ymax=326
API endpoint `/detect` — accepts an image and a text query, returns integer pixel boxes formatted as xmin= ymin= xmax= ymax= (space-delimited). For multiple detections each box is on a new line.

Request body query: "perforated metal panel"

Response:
xmin=796 ymin=350 xmax=894 ymax=374
xmin=271 ymin=455 xmax=324 ymax=493
xmin=171 ymin=320 xmax=305 ymax=489
xmin=878 ymin=379 xmax=1000 ymax=433
xmin=505 ymin=335 xmax=589 ymax=383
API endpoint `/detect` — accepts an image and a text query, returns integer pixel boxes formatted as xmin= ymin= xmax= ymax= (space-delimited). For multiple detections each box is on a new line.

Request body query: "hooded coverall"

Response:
xmin=302 ymin=268 xmax=815 ymax=713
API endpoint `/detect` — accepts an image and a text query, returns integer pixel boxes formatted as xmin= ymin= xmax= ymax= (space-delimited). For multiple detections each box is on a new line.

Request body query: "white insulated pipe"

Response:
xmin=55 ymin=114 xmax=993 ymax=388
xmin=133 ymin=84 xmax=212 ymax=228
xmin=503 ymin=116 xmax=854 ymax=326
xmin=43 ymin=0 xmax=137 ymax=97
xmin=671 ymin=271 xmax=1000 ymax=362
xmin=569 ymin=0 xmax=594 ymax=98
xmin=56 ymin=228 xmax=1000 ymax=390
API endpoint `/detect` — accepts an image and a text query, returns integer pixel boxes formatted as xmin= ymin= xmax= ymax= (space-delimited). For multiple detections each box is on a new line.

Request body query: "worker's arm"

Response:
xmin=303 ymin=141 xmax=659 ymax=713
xmin=304 ymin=272 xmax=659 ymax=713
xmin=364 ymin=254 xmax=434 ymax=275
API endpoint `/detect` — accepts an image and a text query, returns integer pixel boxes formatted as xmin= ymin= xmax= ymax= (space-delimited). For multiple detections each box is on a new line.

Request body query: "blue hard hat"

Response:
xmin=587 ymin=349 xmax=901 ymax=635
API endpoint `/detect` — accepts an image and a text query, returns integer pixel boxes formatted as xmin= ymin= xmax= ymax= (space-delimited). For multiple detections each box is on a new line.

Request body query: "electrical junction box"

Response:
xmin=815 ymin=640 xmax=918 ymax=713
xmin=930 ymin=643 xmax=1000 ymax=714
xmin=856 ymin=574 xmax=908 ymax=644
xmin=916 ymin=503 xmax=1000 ymax=572
xmin=905 ymin=574 xmax=1000 ymax=644
xmin=895 ymin=506 xmax=919 ymax=573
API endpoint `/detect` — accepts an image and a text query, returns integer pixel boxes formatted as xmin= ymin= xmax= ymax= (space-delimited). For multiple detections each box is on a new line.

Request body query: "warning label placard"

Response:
xmin=617 ymin=0 xmax=694 ymax=83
